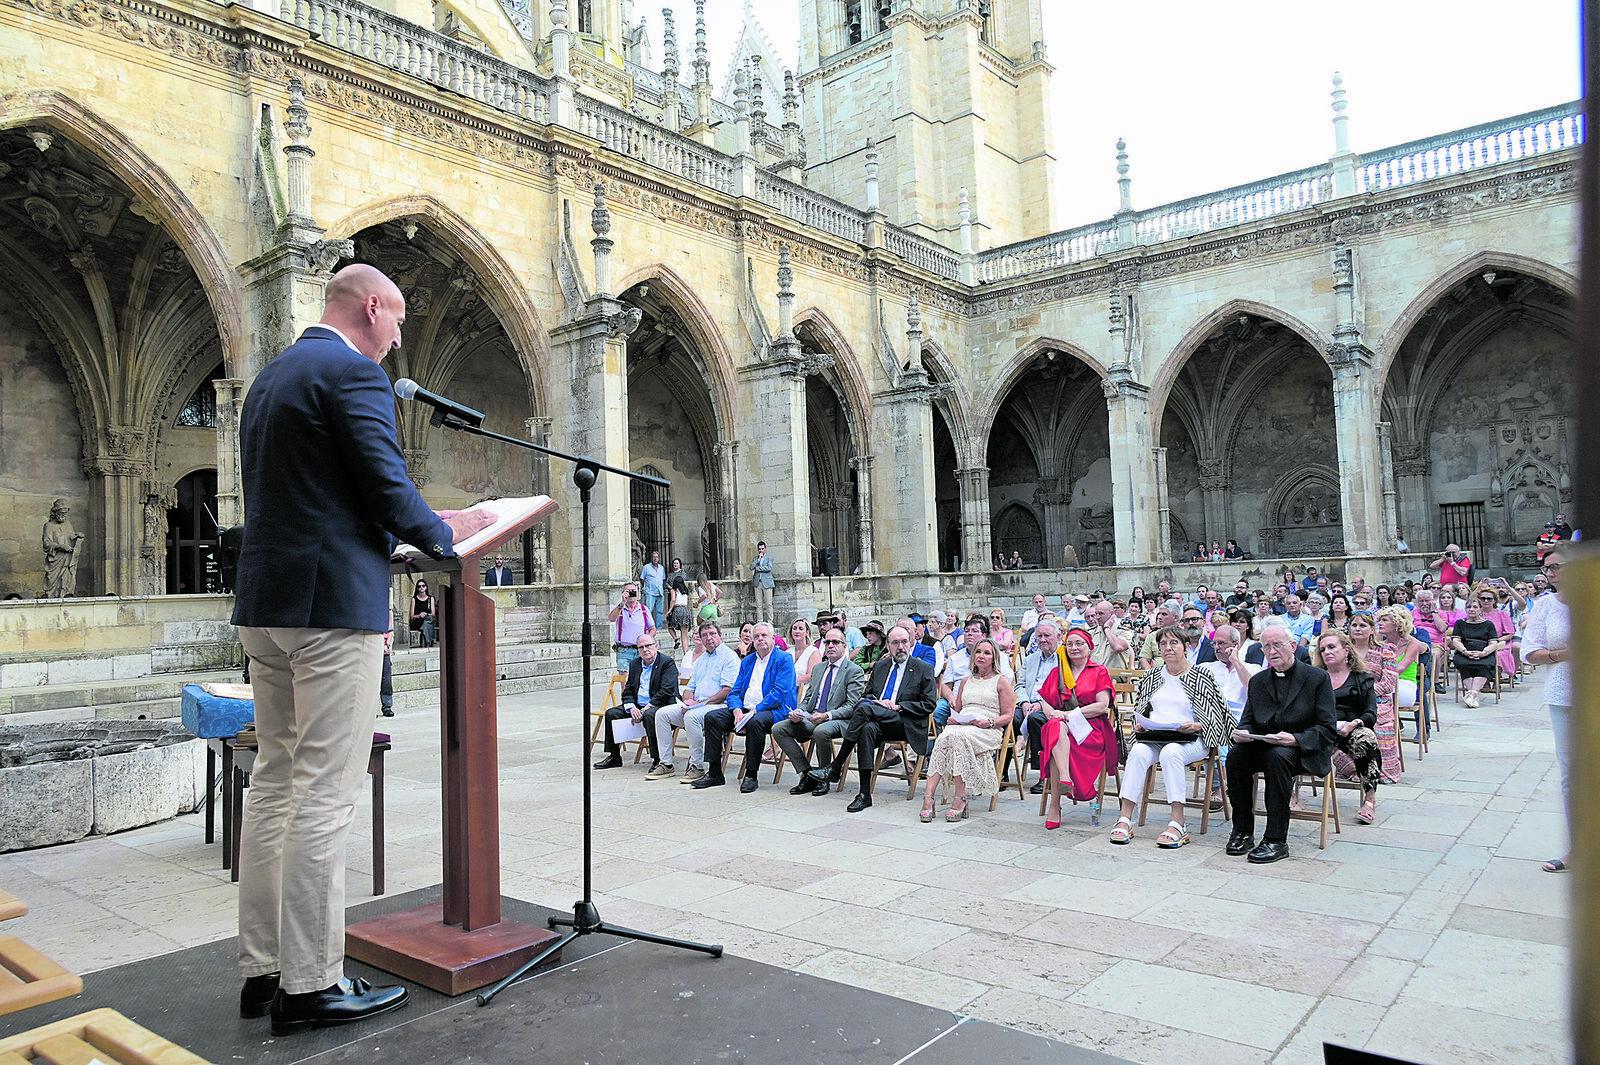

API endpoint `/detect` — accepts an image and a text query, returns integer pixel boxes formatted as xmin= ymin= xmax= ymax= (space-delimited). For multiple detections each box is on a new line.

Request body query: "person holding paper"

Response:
xmin=917 ymin=638 xmax=1015 ymax=823
xmin=1311 ymin=630 xmax=1381 ymax=824
xmin=694 ymin=623 xmax=796 ymax=792
xmin=231 ymin=264 xmax=493 ymax=1034
xmin=1038 ymin=627 xmax=1116 ymax=829
xmin=649 ymin=621 xmax=740 ymax=783
xmin=1109 ymin=626 xmax=1232 ymax=849
xmin=593 ymin=633 xmax=679 ymax=771
xmin=776 ymin=627 xmax=867 ymax=794
xmin=1225 ymin=625 xmax=1338 ymax=864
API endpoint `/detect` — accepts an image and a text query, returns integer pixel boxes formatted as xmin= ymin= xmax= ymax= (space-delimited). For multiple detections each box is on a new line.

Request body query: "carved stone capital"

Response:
xmin=605 ymin=305 xmax=643 ymax=338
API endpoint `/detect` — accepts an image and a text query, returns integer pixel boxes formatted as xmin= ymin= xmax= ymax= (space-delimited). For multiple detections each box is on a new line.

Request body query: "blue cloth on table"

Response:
xmin=180 ymin=684 xmax=255 ymax=738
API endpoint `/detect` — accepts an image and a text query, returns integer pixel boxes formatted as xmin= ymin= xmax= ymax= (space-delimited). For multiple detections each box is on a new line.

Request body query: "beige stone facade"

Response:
xmin=0 ymin=0 xmax=1580 ymax=634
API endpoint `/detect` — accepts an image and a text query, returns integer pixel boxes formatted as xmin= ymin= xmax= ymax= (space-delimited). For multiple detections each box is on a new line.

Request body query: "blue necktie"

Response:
xmin=883 ymin=663 xmax=900 ymax=705
xmin=816 ymin=665 xmax=835 ymax=709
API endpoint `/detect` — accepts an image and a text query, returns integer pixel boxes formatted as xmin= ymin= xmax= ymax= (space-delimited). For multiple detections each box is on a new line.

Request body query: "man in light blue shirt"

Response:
xmin=639 ymin=551 xmax=666 ymax=630
xmin=1283 ymin=594 xmax=1317 ymax=647
xmin=650 ymin=621 xmax=740 ymax=783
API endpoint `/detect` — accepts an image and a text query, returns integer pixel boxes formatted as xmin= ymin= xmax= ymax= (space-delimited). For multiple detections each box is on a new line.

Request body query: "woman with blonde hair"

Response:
xmin=918 ymin=638 xmax=1016 ymax=823
xmin=695 ymin=574 xmax=721 ymax=625
xmin=1314 ymin=629 xmax=1382 ymax=823
xmin=788 ymin=617 xmax=822 ymax=682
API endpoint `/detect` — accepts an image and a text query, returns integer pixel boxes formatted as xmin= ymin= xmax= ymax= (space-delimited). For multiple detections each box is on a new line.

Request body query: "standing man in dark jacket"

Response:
xmin=1224 ymin=625 xmax=1337 ymax=865
xmin=232 ymin=264 xmax=491 ymax=1035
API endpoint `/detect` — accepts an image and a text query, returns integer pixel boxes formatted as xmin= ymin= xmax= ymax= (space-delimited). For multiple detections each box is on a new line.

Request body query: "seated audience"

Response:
xmin=1313 ymin=630 xmax=1382 ymax=824
xmin=1040 ymin=628 xmax=1117 ymax=828
xmin=593 ymin=633 xmax=679 ymax=771
xmin=1225 ymin=625 xmax=1337 ymax=864
xmin=853 ymin=619 xmax=887 ymax=669
xmin=918 ymin=638 xmax=1016 ymax=823
xmin=1109 ymin=626 xmax=1232 ymax=849
xmin=1448 ymin=592 xmax=1504 ymax=708
xmin=694 ymin=623 xmax=797 ymax=792
xmin=651 ymin=621 xmax=741 ymax=782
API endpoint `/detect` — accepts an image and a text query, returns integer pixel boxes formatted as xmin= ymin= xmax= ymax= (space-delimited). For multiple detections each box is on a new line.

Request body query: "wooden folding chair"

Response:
xmin=1247 ymin=768 xmax=1341 ymax=849
xmin=1135 ymin=746 xmax=1227 ymax=835
xmin=990 ymin=717 xmax=1028 ymax=810
xmin=587 ymin=670 xmax=628 ymax=754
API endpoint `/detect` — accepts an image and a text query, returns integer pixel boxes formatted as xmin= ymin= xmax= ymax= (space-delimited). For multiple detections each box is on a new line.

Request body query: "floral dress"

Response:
xmin=1370 ymin=643 xmax=1404 ymax=783
xmin=925 ymin=672 xmax=1004 ymax=794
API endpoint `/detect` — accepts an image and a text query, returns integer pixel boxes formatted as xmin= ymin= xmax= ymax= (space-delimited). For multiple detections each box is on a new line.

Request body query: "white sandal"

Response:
xmin=1109 ymin=817 xmax=1133 ymax=845
xmin=1156 ymin=821 xmax=1189 ymax=849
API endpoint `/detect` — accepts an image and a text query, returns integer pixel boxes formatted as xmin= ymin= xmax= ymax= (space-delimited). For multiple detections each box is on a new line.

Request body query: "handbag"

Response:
xmin=1133 ymin=728 xmax=1193 ymax=745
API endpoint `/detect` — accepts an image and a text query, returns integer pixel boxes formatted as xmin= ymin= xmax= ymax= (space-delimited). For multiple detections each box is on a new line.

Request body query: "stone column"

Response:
xmin=956 ymin=466 xmax=992 ymax=572
xmin=88 ymin=427 xmax=150 ymax=596
xmin=1037 ymin=478 xmax=1072 ymax=567
xmin=1377 ymin=420 xmax=1398 ymax=551
xmin=524 ymin=415 xmax=553 ymax=582
xmin=849 ymin=455 xmax=877 ymax=576
xmin=548 ymin=304 xmax=636 ymax=583
xmin=1329 ymin=348 xmax=1386 ymax=556
xmin=1198 ymin=456 xmax=1229 ymax=547
xmin=213 ymin=378 xmax=245 ymax=527
xmin=713 ymin=439 xmax=739 ymax=580
xmin=1392 ymin=441 xmax=1431 ymax=551
xmin=1152 ymin=446 xmax=1172 ymax=564
xmin=1103 ymin=375 xmax=1160 ymax=565
xmin=872 ymin=298 xmax=939 ymax=574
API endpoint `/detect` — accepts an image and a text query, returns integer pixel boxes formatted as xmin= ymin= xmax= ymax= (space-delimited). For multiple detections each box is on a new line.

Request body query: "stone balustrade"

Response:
xmin=753 ymin=171 xmax=867 ymax=243
xmin=882 ymin=226 xmax=963 ymax=280
xmin=1355 ymin=102 xmax=1584 ymax=193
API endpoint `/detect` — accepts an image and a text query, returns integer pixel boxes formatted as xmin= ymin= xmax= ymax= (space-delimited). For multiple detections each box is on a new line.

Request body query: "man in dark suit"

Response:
xmin=231 ymin=264 xmax=492 ymax=1035
xmin=1225 ymin=624 xmax=1338 ymax=864
xmin=808 ymin=624 xmax=937 ymax=812
xmin=593 ymin=632 xmax=679 ymax=771
xmin=484 ymin=554 xmax=515 ymax=585
xmin=694 ymin=622 xmax=797 ymax=792
xmin=775 ymin=626 xmax=867 ymax=794
xmin=1180 ymin=604 xmax=1216 ymax=664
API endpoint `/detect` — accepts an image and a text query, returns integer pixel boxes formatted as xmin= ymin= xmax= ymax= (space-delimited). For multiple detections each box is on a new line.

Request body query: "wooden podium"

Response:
xmin=346 ymin=498 xmax=561 ymax=995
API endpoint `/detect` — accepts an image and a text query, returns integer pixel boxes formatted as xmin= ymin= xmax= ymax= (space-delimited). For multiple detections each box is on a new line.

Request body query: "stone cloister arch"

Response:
xmin=1379 ymin=265 xmax=1574 ymax=567
xmin=795 ymin=316 xmax=867 ymax=575
xmin=0 ymin=105 xmax=237 ymax=596
xmin=1157 ymin=310 xmax=1340 ymax=561
xmin=618 ymin=277 xmax=731 ymax=580
xmin=984 ymin=346 xmax=1112 ymax=568
xmin=919 ymin=341 xmax=970 ymax=572
xmin=335 ymin=219 xmax=543 ymax=514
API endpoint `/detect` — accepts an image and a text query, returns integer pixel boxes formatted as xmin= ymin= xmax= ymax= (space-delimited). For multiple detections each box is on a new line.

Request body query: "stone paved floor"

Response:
xmin=0 ymin=665 xmax=1573 ymax=1063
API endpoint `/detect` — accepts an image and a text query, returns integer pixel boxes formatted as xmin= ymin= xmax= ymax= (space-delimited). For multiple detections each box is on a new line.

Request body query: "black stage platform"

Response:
xmin=2 ymin=887 xmax=1132 ymax=1064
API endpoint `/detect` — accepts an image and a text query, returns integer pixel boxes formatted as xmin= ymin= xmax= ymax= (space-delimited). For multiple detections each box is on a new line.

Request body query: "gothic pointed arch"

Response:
xmin=918 ymin=335 xmax=976 ymax=465
xmin=1259 ymin=464 xmax=1344 ymax=557
xmin=1373 ymin=250 xmax=1577 ymax=381
xmin=794 ymin=307 xmax=871 ymax=455
xmin=0 ymin=91 xmax=243 ymax=375
xmin=1149 ymin=298 xmax=1333 ymax=423
xmin=978 ymin=336 xmax=1111 ymax=442
xmin=327 ymin=195 xmax=551 ymax=414
xmin=616 ymin=262 xmax=737 ymax=433
xmin=991 ymin=501 xmax=1044 ymax=567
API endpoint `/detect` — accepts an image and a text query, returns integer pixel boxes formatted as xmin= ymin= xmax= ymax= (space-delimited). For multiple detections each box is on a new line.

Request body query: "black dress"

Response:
xmin=1450 ymin=619 xmax=1498 ymax=679
xmin=1330 ymin=670 xmax=1381 ymax=793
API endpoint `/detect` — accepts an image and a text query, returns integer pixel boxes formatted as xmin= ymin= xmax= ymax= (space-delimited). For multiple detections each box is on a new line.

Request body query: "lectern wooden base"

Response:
xmin=346 ymin=901 xmax=562 ymax=996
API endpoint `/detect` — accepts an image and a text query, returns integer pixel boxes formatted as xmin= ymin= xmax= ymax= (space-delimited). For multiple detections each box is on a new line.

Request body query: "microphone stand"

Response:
xmin=412 ymin=413 xmax=723 ymax=1005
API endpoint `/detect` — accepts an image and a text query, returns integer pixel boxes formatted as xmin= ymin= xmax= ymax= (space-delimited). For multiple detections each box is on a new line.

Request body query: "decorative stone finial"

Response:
xmin=590 ymin=182 xmax=614 ymax=297
xmin=1331 ymin=71 xmax=1351 ymax=154
xmin=776 ymin=244 xmax=795 ymax=339
xmin=1115 ymin=137 xmax=1132 ymax=214
xmin=662 ymin=8 xmax=679 ymax=79
xmin=749 ymin=61 xmax=766 ymax=129
xmin=906 ymin=292 xmax=921 ymax=335
xmin=283 ymin=76 xmax=315 ymax=224
xmin=864 ymin=137 xmax=880 ymax=213
xmin=692 ymin=0 xmax=710 ymax=86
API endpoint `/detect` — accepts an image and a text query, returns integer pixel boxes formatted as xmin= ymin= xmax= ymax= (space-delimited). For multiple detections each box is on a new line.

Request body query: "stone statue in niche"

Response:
xmin=42 ymin=499 xmax=85 ymax=598
xmin=630 ymin=516 xmax=646 ymax=578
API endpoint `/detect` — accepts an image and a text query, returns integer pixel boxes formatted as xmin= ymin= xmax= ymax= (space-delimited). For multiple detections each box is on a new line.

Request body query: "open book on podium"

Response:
xmin=392 ymin=495 xmax=559 ymax=568
xmin=351 ymin=493 xmax=562 ymax=994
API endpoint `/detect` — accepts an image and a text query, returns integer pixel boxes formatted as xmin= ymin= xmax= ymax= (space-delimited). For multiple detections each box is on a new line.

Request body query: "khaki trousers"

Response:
xmin=237 ymin=626 xmax=382 ymax=993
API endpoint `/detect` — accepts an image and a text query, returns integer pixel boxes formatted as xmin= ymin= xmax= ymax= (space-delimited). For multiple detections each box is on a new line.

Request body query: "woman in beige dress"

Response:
xmin=918 ymin=638 xmax=1016 ymax=823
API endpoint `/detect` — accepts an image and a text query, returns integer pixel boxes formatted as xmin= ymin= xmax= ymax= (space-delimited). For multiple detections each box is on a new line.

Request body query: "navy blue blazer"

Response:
xmin=232 ymin=327 xmax=454 ymax=632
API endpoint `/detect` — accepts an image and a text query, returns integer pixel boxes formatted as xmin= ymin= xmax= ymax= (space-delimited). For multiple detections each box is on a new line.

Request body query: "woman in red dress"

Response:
xmin=1038 ymin=627 xmax=1117 ymax=829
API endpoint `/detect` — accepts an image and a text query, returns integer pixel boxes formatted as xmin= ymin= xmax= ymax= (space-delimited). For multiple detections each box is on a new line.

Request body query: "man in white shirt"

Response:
xmin=1020 ymin=593 xmax=1048 ymax=634
xmin=1084 ymin=600 xmax=1132 ymax=671
xmin=1203 ymin=624 xmax=1261 ymax=721
xmin=650 ymin=621 xmax=740 ymax=783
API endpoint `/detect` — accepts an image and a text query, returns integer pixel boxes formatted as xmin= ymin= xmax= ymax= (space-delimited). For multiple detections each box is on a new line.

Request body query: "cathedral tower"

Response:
xmin=797 ymin=0 xmax=1055 ymax=250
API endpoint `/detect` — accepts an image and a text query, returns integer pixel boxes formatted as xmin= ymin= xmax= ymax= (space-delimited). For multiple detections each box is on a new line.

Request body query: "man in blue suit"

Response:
xmin=693 ymin=622 xmax=797 ymax=792
xmin=231 ymin=264 xmax=491 ymax=1036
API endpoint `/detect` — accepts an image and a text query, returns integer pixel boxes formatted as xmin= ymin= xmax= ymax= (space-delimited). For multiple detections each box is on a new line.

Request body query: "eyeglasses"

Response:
xmin=822 ymin=638 xmax=844 ymax=645
xmin=1478 ymin=596 xmax=1497 ymax=603
xmin=1544 ymin=562 xmax=1563 ymax=572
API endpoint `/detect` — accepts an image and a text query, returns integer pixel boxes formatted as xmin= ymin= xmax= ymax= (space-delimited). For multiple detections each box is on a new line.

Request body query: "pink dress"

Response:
xmin=1484 ymin=608 xmax=1516 ymax=679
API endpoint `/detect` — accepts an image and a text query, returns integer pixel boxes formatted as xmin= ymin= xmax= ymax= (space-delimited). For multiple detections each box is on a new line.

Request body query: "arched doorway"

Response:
xmin=1160 ymin=312 xmax=1338 ymax=560
xmin=1380 ymin=268 xmax=1574 ymax=568
xmin=986 ymin=350 xmax=1111 ymax=567
xmin=167 ymin=469 xmax=219 ymax=594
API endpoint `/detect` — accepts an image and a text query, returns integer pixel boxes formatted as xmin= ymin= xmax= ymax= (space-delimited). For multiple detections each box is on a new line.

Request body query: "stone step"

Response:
xmin=0 ymin=643 xmax=614 ymax=727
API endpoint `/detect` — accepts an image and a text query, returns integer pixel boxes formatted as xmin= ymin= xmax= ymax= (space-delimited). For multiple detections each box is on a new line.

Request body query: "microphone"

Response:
xmin=394 ymin=378 xmax=485 ymax=428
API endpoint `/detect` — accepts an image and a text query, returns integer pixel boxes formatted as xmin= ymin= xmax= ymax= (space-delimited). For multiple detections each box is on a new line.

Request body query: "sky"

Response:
xmin=639 ymin=0 xmax=1582 ymax=228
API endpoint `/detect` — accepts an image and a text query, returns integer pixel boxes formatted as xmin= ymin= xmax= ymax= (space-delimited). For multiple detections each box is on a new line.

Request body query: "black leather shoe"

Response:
xmin=1247 ymin=840 xmax=1290 ymax=864
xmin=846 ymin=793 xmax=872 ymax=813
xmin=1029 ymin=780 xmax=1046 ymax=795
xmin=270 ymin=977 xmax=408 ymax=1035
xmin=379 ymin=707 xmax=394 ymax=717
xmin=739 ymin=776 xmax=758 ymax=793
xmin=1225 ymin=832 xmax=1254 ymax=856
xmin=879 ymin=752 xmax=902 ymax=770
xmin=592 ymin=753 xmax=623 ymax=770
xmin=240 ymin=972 xmax=279 ymax=1018
xmin=810 ymin=779 xmax=832 ymax=796
xmin=690 ymin=773 xmax=726 ymax=789
xmin=811 ymin=762 xmax=842 ymax=785
xmin=789 ymin=777 xmax=816 ymax=795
